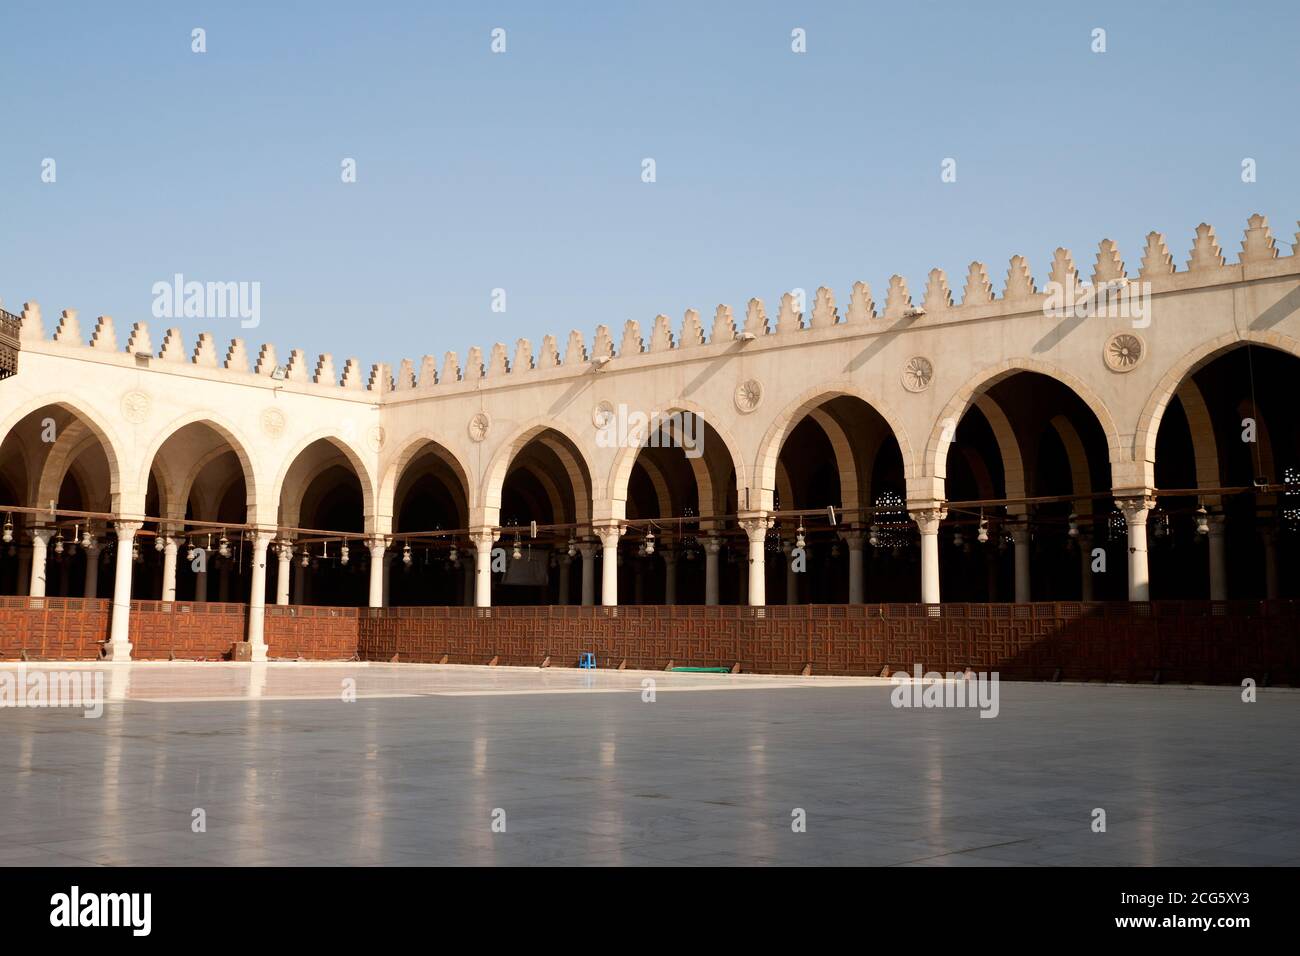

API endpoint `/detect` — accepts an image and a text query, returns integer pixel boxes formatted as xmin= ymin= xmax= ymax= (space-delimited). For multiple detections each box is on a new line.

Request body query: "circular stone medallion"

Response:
xmin=1103 ymin=333 xmax=1144 ymax=372
xmin=120 ymin=390 xmax=151 ymax=424
xmin=901 ymin=356 xmax=934 ymax=392
xmin=734 ymin=379 xmax=763 ymax=413
xmin=468 ymin=411 xmax=491 ymax=442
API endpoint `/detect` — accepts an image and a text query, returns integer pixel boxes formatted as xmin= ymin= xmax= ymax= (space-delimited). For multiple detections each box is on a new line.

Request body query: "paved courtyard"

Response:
xmin=1 ymin=662 xmax=1297 ymax=866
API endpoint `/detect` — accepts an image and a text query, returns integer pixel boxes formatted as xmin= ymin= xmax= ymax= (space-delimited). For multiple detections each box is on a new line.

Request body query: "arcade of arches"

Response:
xmin=3 ymin=345 xmax=1296 ymax=628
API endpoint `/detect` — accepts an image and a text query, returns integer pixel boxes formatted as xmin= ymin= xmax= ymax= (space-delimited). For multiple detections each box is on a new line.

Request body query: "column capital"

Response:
xmin=840 ymin=528 xmax=866 ymax=550
xmin=703 ymin=533 xmax=724 ymax=556
xmin=593 ymin=521 xmax=625 ymax=548
xmin=738 ymin=513 xmax=773 ymax=540
xmin=1205 ymin=514 xmax=1227 ymax=536
xmin=909 ymin=507 xmax=946 ymax=535
xmin=1008 ymin=520 xmax=1032 ymax=545
xmin=1114 ymin=494 xmax=1157 ymax=525
xmin=576 ymin=540 xmax=598 ymax=560
xmin=30 ymin=526 xmax=54 ymax=545
xmin=468 ymin=527 xmax=497 ymax=550
xmin=367 ymin=533 xmax=389 ymax=554
xmin=113 ymin=520 xmax=143 ymax=536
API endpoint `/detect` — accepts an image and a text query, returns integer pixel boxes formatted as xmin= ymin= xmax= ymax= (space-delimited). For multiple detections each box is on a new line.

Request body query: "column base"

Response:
xmin=249 ymin=642 xmax=269 ymax=663
xmin=104 ymin=640 xmax=133 ymax=662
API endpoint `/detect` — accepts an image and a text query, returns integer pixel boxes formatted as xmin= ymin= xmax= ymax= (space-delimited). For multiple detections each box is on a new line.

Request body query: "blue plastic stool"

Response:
xmin=579 ymin=652 xmax=596 ymax=669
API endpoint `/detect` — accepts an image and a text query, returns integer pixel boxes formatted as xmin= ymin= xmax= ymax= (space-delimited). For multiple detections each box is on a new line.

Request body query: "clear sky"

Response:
xmin=2 ymin=0 xmax=1297 ymax=372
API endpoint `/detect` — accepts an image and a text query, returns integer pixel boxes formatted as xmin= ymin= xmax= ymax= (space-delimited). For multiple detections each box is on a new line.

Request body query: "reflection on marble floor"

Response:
xmin=1 ymin=663 xmax=1297 ymax=866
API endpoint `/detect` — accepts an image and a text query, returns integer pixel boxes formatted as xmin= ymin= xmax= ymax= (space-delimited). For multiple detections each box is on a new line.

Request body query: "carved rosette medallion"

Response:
xmin=260 ymin=407 xmax=286 ymax=439
xmin=120 ymin=390 xmax=151 ymax=424
xmin=468 ymin=412 xmax=491 ymax=442
xmin=1104 ymin=333 xmax=1144 ymax=372
xmin=901 ymin=356 xmax=934 ymax=392
xmin=734 ymin=379 xmax=763 ymax=413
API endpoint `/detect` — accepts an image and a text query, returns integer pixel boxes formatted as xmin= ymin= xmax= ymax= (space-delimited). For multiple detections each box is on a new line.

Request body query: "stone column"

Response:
xmin=704 ymin=534 xmax=722 ymax=606
xmin=783 ymin=541 xmax=798 ymax=605
xmin=291 ymin=548 xmax=304 ymax=604
xmin=275 ymin=542 xmax=291 ymax=605
xmin=596 ymin=523 xmax=624 ymax=607
xmin=739 ymin=516 xmax=772 ymax=608
xmin=218 ymin=560 xmax=231 ymax=602
xmin=382 ymin=550 xmax=395 ymax=608
xmin=246 ymin=531 xmax=274 ymax=661
xmin=557 ymin=553 xmax=572 ymax=605
xmin=1207 ymin=515 xmax=1227 ymax=601
xmin=844 ymin=530 xmax=865 ymax=604
xmin=367 ymin=537 xmax=386 ymax=609
xmin=107 ymin=521 xmax=142 ymax=661
xmin=911 ymin=507 xmax=945 ymax=606
xmin=470 ymin=529 xmax=496 ymax=608
xmin=662 ymin=548 xmax=677 ymax=605
xmin=577 ymin=541 xmax=597 ymax=606
xmin=1011 ymin=522 xmax=1031 ymax=603
xmin=1078 ymin=533 xmax=1094 ymax=601
xmin=161 ymin=535 xmax=179 ymax=602
xmin=28 ymin=527 xmax=53 ymax=598
xmin=1115 ymin=495 xmax=1154 ymax=602
xmin=633 ymin=559 xmax=645 ymax=604
xmin=1262 ymin=528 xmax=1279 ymax=600
xmin=83 ymin=538 xmax=100 ymax=598
xmin=195 ymin=560 xmax=208 ymax=602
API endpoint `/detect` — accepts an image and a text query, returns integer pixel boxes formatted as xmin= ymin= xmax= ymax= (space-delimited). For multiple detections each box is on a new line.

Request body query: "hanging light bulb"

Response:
xmin=449 ymin=541 xmax=459 ymax=562
xmin=155 ymin=533 xmax=165 ymax=551
xmin=300 ymin=546 xmax=310 ymax=568
xmin=637 ymin=541 xmax=646 ymax=557
xmin=795 ymin=522 xmax=806 ymax=549
xmin=81 ymin=530 xmax=92 ymax=549
xmin=54 ymin=533 xmax=65 ymax=555
xmin=402 ymin=542 xmax=412 ymax=566
xmin=1 ymin=516 xmax=11 ymax=544
xmin=218 ymin=533 xmax=230 ymax=558
xmin=977 ymin=517 xmax=989 ymax=544
xmin=868 ymin=523 xmax=879 ymax=548
xmin=952 ymin=528 xmax=963 ymax=548
xmin=340 ymin=542 xmax=350 ymax=566
xmin=1195 ymin=506 xmax=1209 ymax=535
xmin=645 ymin=529 xmax=655 ymax=555
xmin=132 ymin=540 xmax=141 ymax=563
xmin=512 ymin=534 xmax=522 ymax=561
xmin=1068 ymin=513 xmax=1079 ymax=538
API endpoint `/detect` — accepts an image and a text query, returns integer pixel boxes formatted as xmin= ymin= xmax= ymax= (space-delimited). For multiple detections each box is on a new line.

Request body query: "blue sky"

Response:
xmin=2 ymin=0 xmax=1297 ymax=370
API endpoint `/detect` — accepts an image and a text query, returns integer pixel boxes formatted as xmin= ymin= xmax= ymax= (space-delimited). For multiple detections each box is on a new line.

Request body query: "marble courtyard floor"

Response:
xmin=0 ymin=662 xmax=1296 ymax=866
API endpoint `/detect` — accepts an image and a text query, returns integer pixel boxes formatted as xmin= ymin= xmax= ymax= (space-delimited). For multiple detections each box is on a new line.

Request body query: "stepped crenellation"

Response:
xmin=13 ymin=213 xmax=1299 ymax=396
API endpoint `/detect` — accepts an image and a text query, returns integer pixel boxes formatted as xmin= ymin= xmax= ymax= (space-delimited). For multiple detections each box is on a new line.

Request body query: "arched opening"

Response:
xmin=390 ymin=442 xmax=471 ymax=606
xmin=278 ymin=439 xmax=368 ymax=607
xmin=0 ymin=404 xmax=119 ymax=598
xmin=144 ymin=421 xmax=254 ymax=603
xmin=620 ymin=413 xmax=737 ymax=605
xmin=941 ymin=371 xmax=1112 ymax=602
xmin=771 ymin=395 xmax=908 ymax=604
xmin=1151 ymin=344 xmax=1300 ymax=599
xmin=493 ymin=428 xmax=593 ymax=606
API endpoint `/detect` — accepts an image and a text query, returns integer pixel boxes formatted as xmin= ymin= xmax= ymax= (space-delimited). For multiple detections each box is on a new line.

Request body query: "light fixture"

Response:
xmin=1195 ymin=506 xmax=1209 ymax=535
xmin=977 ymin=517 xmax=989 ymax=544
xmin=868 ymin=523 xmax=880 ymax=548
xmin=952 ymin=528 xmax=963 ymax=548
xmin=591 ymin=355 xmax=611 ymax=370
xmin=795 ymin=522 xmax=805 ymax=549
xmin=340 ymin=542 xmax=350 ymax=566
xmin=155 ymin=533 xmax=165 ymax=552
xmin=511 ymin=533 xmax=522 ymax=561
xmin=54 ymin=533 xmax=65 ymax=555
xmin=402 ymin=543 xmax=412 ymax=566
xmin=300 ymin=546 xmax=310 ymax=568
xmin=566 ymin=533 xmax=576 ymax=558
xmin=2 ymin=516 xmax=11 ymax=544
xmin=218 ymin=533 xmax=230 ymax=558
xmin=1067 ymin=513 xmax=1079 ymax=538
xmin=645 ymin=529 xmax=655 ymax=555
xmin=737 ymin=331 xmax=756 ymax=342
xmin=831 ymin=542 xmax=840 ymax=557
xmin=449 ymin=542 xmax=459 ymax=562
xmin=270 ymin=365 xmax=287 ymax=381
xmin=81 ymin=530 xmax=93 ymax=549
xmin=637 ymin=542 xmax=646 ymax=557
xmin=132 ymin=540 xmax=141 ymax=563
